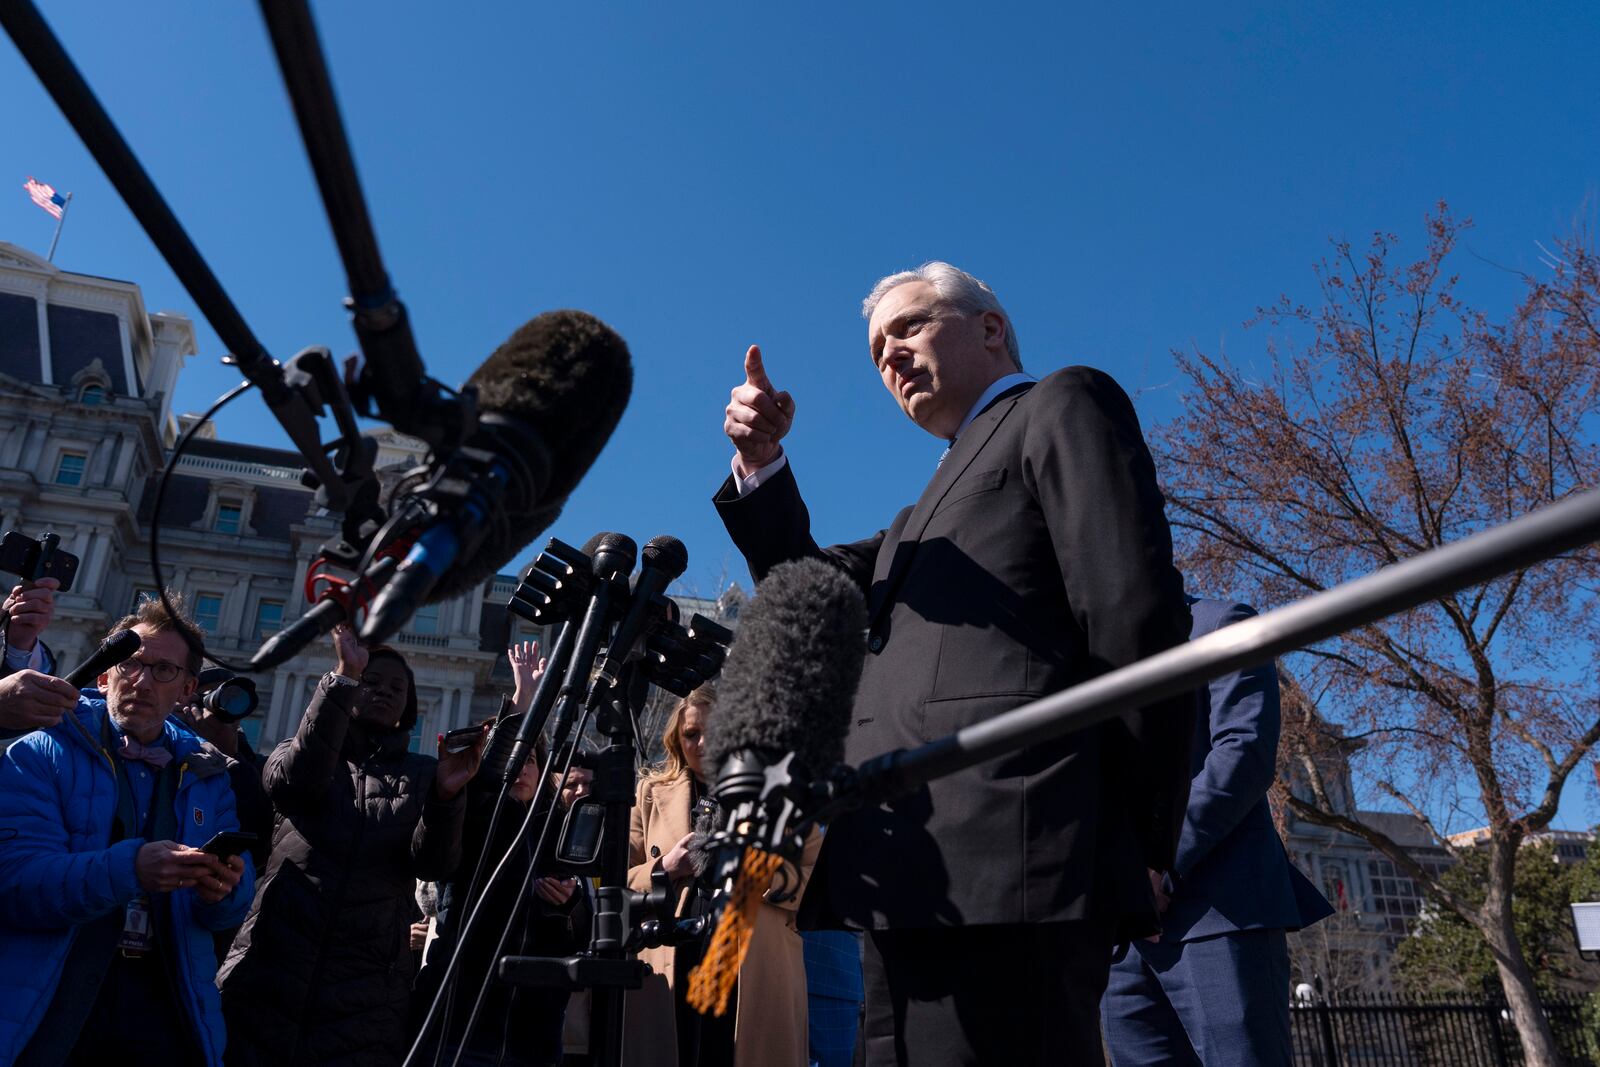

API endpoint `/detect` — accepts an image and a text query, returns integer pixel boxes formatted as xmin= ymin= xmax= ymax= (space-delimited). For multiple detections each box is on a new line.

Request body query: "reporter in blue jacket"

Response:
xmin=0 ymin=594 xmax=254 ymax=1066
xmin=1102 ymin=598 xmax=1333 ymax=1067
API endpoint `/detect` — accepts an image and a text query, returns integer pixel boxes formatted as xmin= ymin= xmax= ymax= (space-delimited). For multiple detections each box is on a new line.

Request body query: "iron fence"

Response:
xmin=1290 ymin=992 xmax=1598 ymax=1066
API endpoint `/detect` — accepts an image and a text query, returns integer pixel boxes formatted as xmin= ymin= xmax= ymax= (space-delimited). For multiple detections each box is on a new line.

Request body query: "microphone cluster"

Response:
xmin=506 ymin=536 xmax=732 ymax=698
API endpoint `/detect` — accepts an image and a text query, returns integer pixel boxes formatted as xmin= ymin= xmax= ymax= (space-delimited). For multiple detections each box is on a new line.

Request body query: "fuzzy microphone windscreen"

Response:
xmin=704 ymin=557 xmax=866 ymax=780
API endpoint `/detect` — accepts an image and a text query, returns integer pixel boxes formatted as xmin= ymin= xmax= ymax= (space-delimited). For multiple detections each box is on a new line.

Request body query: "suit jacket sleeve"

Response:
xmin=1021 ymin=368 xmax=1193 ymax=871
xmin=713 ymin=461 xmax=885 ymax=594
xmin=1174 ymin=601 xmax=1280 ymax=879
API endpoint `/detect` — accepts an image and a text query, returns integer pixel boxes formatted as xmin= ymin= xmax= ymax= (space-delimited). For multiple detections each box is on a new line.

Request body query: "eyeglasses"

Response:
xmin=113 ymin=658 xmax=191 ymax=684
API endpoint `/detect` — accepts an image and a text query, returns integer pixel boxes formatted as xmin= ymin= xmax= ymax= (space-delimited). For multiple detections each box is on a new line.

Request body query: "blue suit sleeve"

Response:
xmin=0 ymin=735 xmax=143 ymax=928
xmin=1173 ymin=601 xmax=1280 ymax=879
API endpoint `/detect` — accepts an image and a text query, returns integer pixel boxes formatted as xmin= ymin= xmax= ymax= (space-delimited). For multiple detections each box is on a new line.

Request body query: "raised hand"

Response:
xmin=724 ymin=345 xmax=795 ymax=477
xmin=4 ymin=577 xmax=60 ymax=653
xmin=0 ymin=669 xmax=79 ymax=732
xmin=331 ymin=623 xmax=368 ymax=680
xmin=508 ymin=639 xmax=546 ymax=714
xmin=434 ymin=721 xmax=490 ymax=800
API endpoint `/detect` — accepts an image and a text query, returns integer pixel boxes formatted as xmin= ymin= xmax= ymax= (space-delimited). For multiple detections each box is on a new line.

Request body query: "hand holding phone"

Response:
xmin=199 ymin=830 xmax=258 ymax=859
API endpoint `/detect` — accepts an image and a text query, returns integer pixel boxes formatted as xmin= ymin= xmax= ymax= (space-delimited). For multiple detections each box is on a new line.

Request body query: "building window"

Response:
xmin=411 ymin=603 xmax=440 ymax=634
xmin=54 ymin=451 xmax=87 ymax=486
xmin=215 ymin=502 xmax=243 ymax=534
xmin=131 ymin=588 xmax=158 ymax=612
xmin=194 ymin=593 xmax=223 ymax=635
xmin=253 ymin=599 xmax=284 ymax=640
xmin=79 ymin=384 xmax=106 ymax=406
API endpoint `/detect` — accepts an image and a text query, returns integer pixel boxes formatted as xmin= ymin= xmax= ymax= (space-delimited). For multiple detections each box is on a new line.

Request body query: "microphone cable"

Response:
xmin=148 ymin=379 xmax=255 ymax=674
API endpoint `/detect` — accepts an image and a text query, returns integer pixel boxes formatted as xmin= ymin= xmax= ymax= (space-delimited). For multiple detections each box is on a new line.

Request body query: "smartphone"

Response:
xmin=0 ymin=531 xmax=80 ymax=592
xmin=199 ymin=831 xmax=258 ymax=859
xmin=441 ymin=724 xmax=487 ymax=754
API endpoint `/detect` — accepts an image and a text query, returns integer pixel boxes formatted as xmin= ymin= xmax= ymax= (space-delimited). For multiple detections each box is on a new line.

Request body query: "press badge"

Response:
xmin=117 ymin=895 xmax=154 ymax=954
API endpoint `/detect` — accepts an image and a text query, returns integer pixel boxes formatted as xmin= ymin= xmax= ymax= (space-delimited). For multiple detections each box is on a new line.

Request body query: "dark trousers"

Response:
xmin=1101 ymin=928 xmax=1291 ymax=1067
xmin=860 ymin=922 xmax=1111 ymax=1066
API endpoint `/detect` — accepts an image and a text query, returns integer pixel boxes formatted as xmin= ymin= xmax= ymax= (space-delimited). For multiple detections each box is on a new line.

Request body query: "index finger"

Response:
xmin=743 ymin=345 xmax=774 ymax=393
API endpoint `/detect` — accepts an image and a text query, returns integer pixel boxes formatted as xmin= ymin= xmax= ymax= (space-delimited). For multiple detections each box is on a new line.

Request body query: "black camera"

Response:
xmin=0 ymin=531 xmax=80 ymax=592
xmin=195 ymin=666 xmax=260 ymax=723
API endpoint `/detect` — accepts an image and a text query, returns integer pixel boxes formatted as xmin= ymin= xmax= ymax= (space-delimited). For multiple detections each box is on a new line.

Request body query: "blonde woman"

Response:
xmin=623 ymin=685 xmax=817 ymax=1067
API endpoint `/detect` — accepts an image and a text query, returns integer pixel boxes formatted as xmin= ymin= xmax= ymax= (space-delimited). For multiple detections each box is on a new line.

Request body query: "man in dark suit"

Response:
xmin=1101 ymin=597 xmax=1333 ymax=1066
xmin=714 ymin=262 xmax=1194 ymax=1065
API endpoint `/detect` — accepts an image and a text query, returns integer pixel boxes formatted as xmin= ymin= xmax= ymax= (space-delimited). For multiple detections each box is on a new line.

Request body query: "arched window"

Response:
xmin=78 ymin=383 xmax=106 ymax=406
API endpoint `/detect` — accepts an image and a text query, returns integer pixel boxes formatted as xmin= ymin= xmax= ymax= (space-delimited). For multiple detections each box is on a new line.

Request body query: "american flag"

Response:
xmin=24 ymin=177 xmax=67 ymax=220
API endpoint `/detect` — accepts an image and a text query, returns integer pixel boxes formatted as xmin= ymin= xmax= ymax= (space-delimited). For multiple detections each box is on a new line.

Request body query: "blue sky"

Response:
xmin=6 ymin=1 xmax=1599 ymax=827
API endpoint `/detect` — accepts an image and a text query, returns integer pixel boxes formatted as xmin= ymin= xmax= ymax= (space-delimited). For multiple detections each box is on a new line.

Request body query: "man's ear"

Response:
xmin=179 ymin=675 xmax=198 ymax=702
xmin=96 ymin=671 xmax=110 ymax=692
xmin=980 ymin=310 xmax=1008 ymax=353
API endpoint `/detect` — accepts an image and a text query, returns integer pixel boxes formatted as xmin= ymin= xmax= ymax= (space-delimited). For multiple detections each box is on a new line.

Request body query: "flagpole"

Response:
xmin=45 ymin=190 xmax=71 ymax=262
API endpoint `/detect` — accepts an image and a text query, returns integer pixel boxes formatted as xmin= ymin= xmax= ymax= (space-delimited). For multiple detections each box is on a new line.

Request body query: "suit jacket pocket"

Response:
xmin=935 ymin=467 xmax=1007 ymax=510
xmin=918 ymin=690 xmax=1042 ymax=745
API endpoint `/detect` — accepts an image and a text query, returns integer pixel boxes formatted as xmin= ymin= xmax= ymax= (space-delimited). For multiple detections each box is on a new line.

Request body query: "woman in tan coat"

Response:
xmin=623 ymin=685 xmax=817 ymax=1067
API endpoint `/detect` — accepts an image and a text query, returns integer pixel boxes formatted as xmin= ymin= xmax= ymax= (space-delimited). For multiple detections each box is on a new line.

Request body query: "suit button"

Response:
xmin=650 ymin=845 xmax=661 ymax=858
xmin=868 ymin=635 xmax=883 ymax=653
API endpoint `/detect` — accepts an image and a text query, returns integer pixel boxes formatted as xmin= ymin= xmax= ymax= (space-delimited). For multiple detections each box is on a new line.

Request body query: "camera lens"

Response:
xmin=198 ymin=671 xmax=259 ymax=723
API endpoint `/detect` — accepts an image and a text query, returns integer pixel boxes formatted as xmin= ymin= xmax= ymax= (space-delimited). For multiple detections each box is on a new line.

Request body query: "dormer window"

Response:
xmin=215 ymin=501 xmax=243 ymax=534
xmin=199 ymin=483 xmax=256 ymax=537
xmin=70 ymin=358 xmax=114 ymax=408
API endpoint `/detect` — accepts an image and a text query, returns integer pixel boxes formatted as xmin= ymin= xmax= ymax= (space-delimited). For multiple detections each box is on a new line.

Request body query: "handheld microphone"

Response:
xmin=360 ymin=310 xmax=633 ymax=645
xmin=63 ymin=628 xmax=142 ymax=689
xmin=594 ymin=535 xmax=688 ymax=689
xmin=249 ymin=555 xmax=397 ymax=671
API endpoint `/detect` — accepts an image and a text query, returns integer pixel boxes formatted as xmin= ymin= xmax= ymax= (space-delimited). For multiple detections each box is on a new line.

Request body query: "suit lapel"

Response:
xmin=867 ymin=384 xmax=1032 ymax=626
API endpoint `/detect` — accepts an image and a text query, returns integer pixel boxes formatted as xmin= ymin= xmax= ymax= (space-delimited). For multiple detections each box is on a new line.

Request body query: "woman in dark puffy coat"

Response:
xmin=217 ymin=625 xmax=485 ymax=1065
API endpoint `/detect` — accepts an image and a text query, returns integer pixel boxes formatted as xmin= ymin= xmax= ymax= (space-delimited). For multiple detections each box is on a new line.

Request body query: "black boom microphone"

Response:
xmin=701 ymin=558 xmax=866 ymax=879
xmin=63 ymin=628 xmax=142 ymax=689
xmin=359 ymin=310 xmax=633 ymax=646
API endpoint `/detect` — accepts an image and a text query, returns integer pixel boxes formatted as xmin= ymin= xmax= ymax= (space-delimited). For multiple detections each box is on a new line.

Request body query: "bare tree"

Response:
xmin=1153 ymin=206 xmax=1600 ymax=1067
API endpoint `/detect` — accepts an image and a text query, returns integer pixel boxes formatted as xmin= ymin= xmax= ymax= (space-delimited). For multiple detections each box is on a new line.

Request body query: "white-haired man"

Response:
xmin=715 ymin=262 xmax=1194 ymax=1064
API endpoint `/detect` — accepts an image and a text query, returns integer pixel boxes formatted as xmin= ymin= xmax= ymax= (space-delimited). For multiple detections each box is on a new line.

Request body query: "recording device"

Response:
xmin=358 ymin=311 xmax=634 ymax=647
xmin=248 ymin=555 xmax=395 ymax=671
xmin=256 ymin=310 xmax=633 ymax=666
xmin=0 ymin=531 xmax=79 ymax=592
xmin=199 ymin=830 xmax=258 ymax=859
xmin=62 ymin=628 xmax=141 ymax=689
xmin=441 ymin=723 xmax=488 ymax=754
xmin=505 ymin=538 xmax=600 ymax=626
xmin=555 ymin=797 xmax=605 ymax=868
xmin=195 ymin=666 xmax=259 ymax=723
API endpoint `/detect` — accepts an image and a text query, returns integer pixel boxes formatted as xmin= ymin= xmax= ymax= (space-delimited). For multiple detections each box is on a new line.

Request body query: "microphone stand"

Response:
xmin=580 ymin=664 xmax=652 ymax=1067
